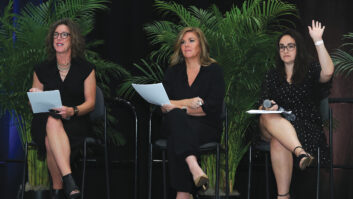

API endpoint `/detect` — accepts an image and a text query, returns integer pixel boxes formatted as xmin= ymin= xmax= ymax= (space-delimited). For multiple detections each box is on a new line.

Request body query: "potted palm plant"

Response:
xmin=0 ymin=0 xmax=127 ymax=197
xmin=119 ymin=0 xmax=297 ymax=197
xmin=332 ymin=32 xmax=353 ymax=76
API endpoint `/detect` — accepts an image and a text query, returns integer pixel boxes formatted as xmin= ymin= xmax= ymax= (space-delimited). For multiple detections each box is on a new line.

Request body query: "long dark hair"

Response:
xmin=46 ymin=18 xmax=85 ymax=60
xmin=276 ymin=29 xmax=311 ymax=84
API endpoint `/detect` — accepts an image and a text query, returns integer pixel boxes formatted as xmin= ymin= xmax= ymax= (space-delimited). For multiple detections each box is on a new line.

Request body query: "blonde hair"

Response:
xmin=170 ymin=27 xmax=216 ymax=66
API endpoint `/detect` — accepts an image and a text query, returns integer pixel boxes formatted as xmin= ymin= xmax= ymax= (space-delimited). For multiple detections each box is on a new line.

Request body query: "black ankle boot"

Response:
xmin=52 ymin=189 xmax=65 ymax=199
xmin=62 ymin=174 xmax=81 ymax=199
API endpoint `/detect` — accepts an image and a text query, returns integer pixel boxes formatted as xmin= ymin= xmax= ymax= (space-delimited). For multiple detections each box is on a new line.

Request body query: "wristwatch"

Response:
xmin=73 ymin=106 xmax=79 ymax=117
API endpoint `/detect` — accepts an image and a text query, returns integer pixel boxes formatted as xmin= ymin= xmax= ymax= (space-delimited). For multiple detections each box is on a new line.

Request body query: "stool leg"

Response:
xmin=329 ymin=108 xmax=334 ymax=199
xmin=265 ymin=153 xmax=269 ymax=199
xmin=104 ymin=142 xmax=110 ymax=199
xmin=316 ymin=147 xmax=320 ymax=199
xmin=21 ymin=142 xmax=28 ymax=199
xmin=134 ymin=113 xmax=138 ymax=199
xmin=81 ymin=140 xmax=87 ymax=199
xmin=225 ymin=143 xmax=229 ymax=199
xmin=162 ymin=150 xmax=167 ymax=199
xmin=215 ymin=144 xmax=220 ymax=199
xmin=247 ymin=146 xmax=252 ymax=199
xmin=148 ymin=144 xmax=153 ymax=199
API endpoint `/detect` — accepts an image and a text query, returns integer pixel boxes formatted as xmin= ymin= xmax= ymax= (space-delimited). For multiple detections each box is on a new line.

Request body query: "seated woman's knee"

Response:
xmin=271 ymin=137 xmax=280 ymax=146
xmin=270 ymin=138 xmax=286 ymax=151
xmin=46 ymin=116 xmax=63 ymax=132
xmin=259 ymin=114 xmax=270 ymax=126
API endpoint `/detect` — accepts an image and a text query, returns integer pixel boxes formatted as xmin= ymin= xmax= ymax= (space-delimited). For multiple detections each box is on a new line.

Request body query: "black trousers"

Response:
xmin=162 ymin=109 xmax=219 ymax=192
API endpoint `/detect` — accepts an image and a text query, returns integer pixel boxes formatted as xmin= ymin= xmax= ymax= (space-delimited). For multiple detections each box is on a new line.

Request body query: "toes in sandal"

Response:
xmin=194 ymin=174 xmax=209 ymax=192
xmin=293 ymin=146 xmax=314 ymax=170
xmin=62 ymin=173 xmax=81 ymax=199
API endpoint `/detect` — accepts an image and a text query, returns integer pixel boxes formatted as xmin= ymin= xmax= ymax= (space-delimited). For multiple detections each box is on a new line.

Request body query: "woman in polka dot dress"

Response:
xmin=258 ymin=20 xmax=334 ymax=199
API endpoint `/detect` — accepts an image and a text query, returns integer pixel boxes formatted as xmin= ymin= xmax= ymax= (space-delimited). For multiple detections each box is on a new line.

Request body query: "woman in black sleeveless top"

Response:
xmin=29 ymin=18 xmax=96 ymax=199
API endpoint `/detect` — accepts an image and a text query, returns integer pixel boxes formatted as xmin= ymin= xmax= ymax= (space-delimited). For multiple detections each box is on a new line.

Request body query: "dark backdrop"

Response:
xmin=1 ymin=0 xmax=353 ymax=199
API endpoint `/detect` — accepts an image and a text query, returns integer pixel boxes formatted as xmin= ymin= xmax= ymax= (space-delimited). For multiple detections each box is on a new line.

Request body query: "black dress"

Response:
xmin=162 ymin=62 xmax=225 ymax=192
xmin=259 ymin=63 xmax=331 ymax=166
xmin=30 ymin=58 xmax=95 ymax=159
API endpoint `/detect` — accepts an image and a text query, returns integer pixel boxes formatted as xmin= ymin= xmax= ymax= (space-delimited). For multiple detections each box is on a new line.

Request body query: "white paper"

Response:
xmin=27 ymin=90 xmax=62 ymax=113
xmin=246 ymin=109 xmax=292 ymax=114
xmin=132 ymin=83 xmax=170 ymax=106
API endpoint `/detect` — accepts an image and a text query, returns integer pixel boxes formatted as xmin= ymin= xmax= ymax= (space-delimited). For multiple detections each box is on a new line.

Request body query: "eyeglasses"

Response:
xmin=279 ymin=43 xmax=296 ymax=52
xmin=53 ymin=32 xmax=71 ymax=39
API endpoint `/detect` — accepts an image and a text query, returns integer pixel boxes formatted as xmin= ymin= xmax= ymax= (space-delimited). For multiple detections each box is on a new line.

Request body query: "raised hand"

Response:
xmin=308 ymin=20 xmax=325 ymax=43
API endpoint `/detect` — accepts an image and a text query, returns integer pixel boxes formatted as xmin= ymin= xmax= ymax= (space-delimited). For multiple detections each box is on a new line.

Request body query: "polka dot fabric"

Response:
xmin=260 ymin=63 xmax=331 ymax=166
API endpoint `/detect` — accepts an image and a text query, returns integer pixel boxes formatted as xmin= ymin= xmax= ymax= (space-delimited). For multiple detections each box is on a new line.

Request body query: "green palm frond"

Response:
xmin=145 ymin=21 xmax=180 ymax=46
xmin=15 ymin=2 xmax=52 ymax=46
xmin=189 ymin=6 xmax=218 ymax=30
xmin=85 ymin=51 xmax=130 ymax=92
xmin=332 ymin=32 xmax=353 ymax=77
xmin=332 ymin=49 xmax=353 ymax=77
xmin=220 ymin=0 xmax=296 ymax=35
xmin=339 ymin=33 xmax=353 ymax=49
xmin=0 ymin=0 xmax=15 ymax=35
xmin=261 ymin=0 xmax=297 ymax=29
xmin=155 ymin=0 xmax=200 ymax=27
xmin=85 ymin=39 xmax=105 ymax=48
xmin=55 ymin=0 xmax=109 ymax=20
xmin=118 ymin=59 xmax=164 ymax=99
xmin=144 ymin=20 xmax=180 ymax=63
xmin=20 ymin=1 xmax=52 ymax=25
xmin=55 ymin=0 xmax=108 ymax=36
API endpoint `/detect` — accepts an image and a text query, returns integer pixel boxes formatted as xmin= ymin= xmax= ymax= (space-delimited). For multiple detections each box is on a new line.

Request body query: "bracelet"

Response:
xmin=314 ymin=40 xmax=324 ymax=46
xmin=73 ymin=106 xmax=79 ymax=117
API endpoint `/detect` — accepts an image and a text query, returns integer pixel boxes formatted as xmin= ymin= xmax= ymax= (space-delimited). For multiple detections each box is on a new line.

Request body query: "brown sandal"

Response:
xmin=194 ymin=174 xmax=209 ymax=192
xmin=293 ymin=146 xmax=314 ymax=170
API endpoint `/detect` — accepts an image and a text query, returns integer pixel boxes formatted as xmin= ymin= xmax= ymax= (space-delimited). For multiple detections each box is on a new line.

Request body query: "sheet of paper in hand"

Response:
xmin=132 ymin=83 xmax=170 ymax=106
xmin=246 ymin=109 xmax=292 ymax=114
xmin=27 ymin=90 xmax=62 ymax=113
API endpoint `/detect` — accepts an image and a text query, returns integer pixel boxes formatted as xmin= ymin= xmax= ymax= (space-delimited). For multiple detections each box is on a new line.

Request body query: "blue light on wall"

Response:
xmin=2 ymin=0 xmax=47 ymax=161
xmin=0 ymin=1 xmax=38 ymax=197
xmin=7 ymin=0 xmax=24 ymax=160
xmin=8 ymin=112 xmax=24 ymax=160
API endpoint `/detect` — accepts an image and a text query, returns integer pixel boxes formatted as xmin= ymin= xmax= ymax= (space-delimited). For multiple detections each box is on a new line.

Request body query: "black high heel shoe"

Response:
xmin=293 ymin=146 xmax=314 ymax=170
xmin=52 ymin=189 xmax=65 ymax=199
xmin=62 ymin=174 xmax=81 ymax=199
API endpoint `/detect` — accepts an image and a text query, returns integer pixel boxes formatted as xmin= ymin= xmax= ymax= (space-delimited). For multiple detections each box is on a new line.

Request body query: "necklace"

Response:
xmin=57 ymin=62 xmax=71 ymax=71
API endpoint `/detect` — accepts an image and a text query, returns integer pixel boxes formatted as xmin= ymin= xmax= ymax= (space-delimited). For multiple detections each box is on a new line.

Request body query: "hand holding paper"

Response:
xmin=27 ymin=90 xmax=62 ymax=113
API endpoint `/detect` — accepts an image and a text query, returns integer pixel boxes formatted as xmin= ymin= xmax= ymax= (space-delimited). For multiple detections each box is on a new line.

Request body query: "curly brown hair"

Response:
xmin=46 ymin=18 xmax=85 ymax=59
